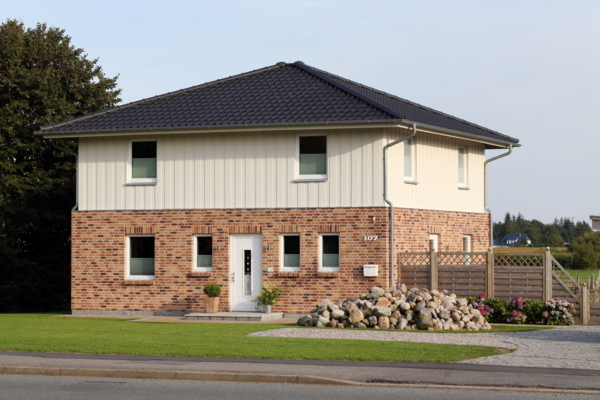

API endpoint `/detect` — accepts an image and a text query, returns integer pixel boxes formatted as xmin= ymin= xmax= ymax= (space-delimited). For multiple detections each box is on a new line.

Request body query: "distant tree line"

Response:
xmin=493 ymin=213 xmax=592 ymax=247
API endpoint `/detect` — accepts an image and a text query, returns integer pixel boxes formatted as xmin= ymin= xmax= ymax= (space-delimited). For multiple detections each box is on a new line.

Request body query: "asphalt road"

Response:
xmin=0 ymin=375 xmax=595 ymax=400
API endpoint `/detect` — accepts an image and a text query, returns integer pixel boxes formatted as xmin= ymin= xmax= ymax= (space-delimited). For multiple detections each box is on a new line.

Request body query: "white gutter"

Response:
xmin=484 ymin=144 xmax=513 ymax=249
xmin=383 ymin=123 xmax=417 ymax=288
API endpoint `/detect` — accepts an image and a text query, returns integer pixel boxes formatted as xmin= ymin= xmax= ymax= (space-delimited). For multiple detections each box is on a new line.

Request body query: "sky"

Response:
xmin=5 ymin=1 xmax=600 ymax=224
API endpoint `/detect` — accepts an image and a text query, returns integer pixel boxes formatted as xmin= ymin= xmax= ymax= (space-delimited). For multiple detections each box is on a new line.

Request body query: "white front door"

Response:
xmin=429 ymin=234 xmax=438 ymax=252
xmin=230 ymin=234 xmax=262 ymax=311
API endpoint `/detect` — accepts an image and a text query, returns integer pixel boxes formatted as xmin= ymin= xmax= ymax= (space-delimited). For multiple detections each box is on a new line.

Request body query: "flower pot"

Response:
xmin=263 ymin=305 xmax=272 ymax=314
xmin=205 ymin=296 xmax=219 ymax=313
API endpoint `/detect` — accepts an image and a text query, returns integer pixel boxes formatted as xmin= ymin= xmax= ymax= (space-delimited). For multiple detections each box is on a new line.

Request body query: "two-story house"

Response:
xmin=38 ymin=61 xmax=519 ymax=316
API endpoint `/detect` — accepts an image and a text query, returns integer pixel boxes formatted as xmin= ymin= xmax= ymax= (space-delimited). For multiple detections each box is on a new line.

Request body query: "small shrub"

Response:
xmin=480 ymin=297 xmax=510 ymax=323
xmin=552 ymin=253 xmax=574 ymax=269
xmin=203 ymin=284 xmax=221 ymax=297
xmin=523 ymin=300 xmax=545 ymax=324
xmin=251 ymin=285 xmax=280 ymax=308
xmin=544 ymin=298 xmax=575 ymax=325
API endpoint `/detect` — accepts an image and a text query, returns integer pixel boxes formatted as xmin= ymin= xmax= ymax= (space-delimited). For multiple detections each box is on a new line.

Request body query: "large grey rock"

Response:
xmin=405 ymin=311 xmax=414 ymax=321
xmin=413 ymin=303 xmax=425 ymax=313
xmin=396 ymin=283 xmax=407 ymax=293
xmin=422 ymin=292 xmax=433 ymax=302
xmin=389 ymin=317 xmax=398 ymax=326
xmin=426 ymin=301 xmax=436 ymax=308
xmin=368 ymin=315 xmax=378 ymax=326
xmin=370 ymin=286 xmax=385 ymax=296
xmin=442 ymin=301 xmax=456 ymax=310
xmin=345 ymin=302 xmax=357 ymax=313
xmin=297 ymin=315 xmax=312 ymax=326
xmin=456 ymin=298 xmax=468 ymax=307
xmin=451 ymin=312 xmax=461 ymax=322
xmin=355 ymin=322 xmax=367 ymax=329
xmin=331 ymin=309 xmax=345 ymax=319
xmin=400 ymin=302 xmax=411 ymax=311
xmin=326 ymin=319 xmax=337 ymax=328
xmin=430 ymin=290 xmax=440 ymax=297
xmin=378 ymin=316 xmax=390 ymax=329
xmin=397 ymin=318 xmax=408 ymax=330
xmin=390 ymin=310 xmax=401 ymax=320
xmin=348 ymin=308 xmax=365 ymax=324
xmin=374 ymin=306 xmax=392 ymax=317
xmin=317 ymin=316 xmax=329 ymax=327
xmin=389 ymin=303 xmax=398 ymax=312
xmin=362 ymin=318 xmax=370 ymax=326
xmin=406 ymin=292 xmax=418 ymax=303
xmin=439 ymin=310 xmax=451 ymax=320
xmin=417 ymin=315 xmax=434 ymax=330
xmin=320 ymin=310 xmax=330 ymax=319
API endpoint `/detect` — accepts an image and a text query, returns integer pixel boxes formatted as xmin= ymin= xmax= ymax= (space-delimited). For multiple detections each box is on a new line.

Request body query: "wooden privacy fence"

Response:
xmin=398 ymin=249 xmax=596 ymax=324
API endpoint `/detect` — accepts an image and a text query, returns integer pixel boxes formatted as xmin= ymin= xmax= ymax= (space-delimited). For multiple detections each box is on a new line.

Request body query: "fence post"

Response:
xmin=543 ymin=247 xmax=553 ymax=302
xmin=430 ymin=248 xmax=438 ymax=291
xmin=486 ymin=247 xmax=494 ymax=298
xmin=581 ymin=283 xmax=589 ymax=326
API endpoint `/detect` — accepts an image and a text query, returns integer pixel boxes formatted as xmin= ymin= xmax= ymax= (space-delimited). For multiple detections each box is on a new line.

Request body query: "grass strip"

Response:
xmin=0 ymin=313 xmax=504 ymax=363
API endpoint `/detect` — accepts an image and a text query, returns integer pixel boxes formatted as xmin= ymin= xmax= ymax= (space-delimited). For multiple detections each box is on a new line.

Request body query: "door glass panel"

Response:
xmin=244 ymin=249 xmax=251 ymax=296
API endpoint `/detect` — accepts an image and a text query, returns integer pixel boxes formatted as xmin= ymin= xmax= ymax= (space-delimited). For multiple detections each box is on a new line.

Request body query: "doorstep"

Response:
xmin=184 ymin=312 xmax=285 ymax=322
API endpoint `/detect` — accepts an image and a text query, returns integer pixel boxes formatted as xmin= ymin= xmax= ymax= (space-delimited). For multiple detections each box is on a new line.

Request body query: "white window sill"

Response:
xmin=193 ymin=268 xmax=213 ymax=273
xmin=458 ymin=186 xmax=470 ymax=190
xmin=281 ymin=267 xmax=300 ymax=272
xmin=404 ymin=180 xmax=419 ymax=185
xmin=293 ymin=176 xmax=328 ymax=183
xmin=126 ymin=180 xmax=157 ymax=186
xmin=126 ymin=276 xmax=155 ymax=280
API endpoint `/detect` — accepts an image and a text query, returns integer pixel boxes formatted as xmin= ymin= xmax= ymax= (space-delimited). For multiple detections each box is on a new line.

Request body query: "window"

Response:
xmin=194 ymin=235 xmax=213 ymax=272
xmin=130 ymin=141 xmax=157 ymax=184
xmin=458 ymin=146 xmax=467 ymax=187
xmin=320 ymin=234 xmax=339 ymax=272
xmin=127 ymin=236 xmax=155 ymax=279
xmin=297 ymin=135 xmax=327 ymax=180
xmin=281 ymin=234 xmax=300 ymax=271
xmin=429 ymin=234 xmax=438 ymax=252
xmin=404 ymin=138 xmax=415 ymax=181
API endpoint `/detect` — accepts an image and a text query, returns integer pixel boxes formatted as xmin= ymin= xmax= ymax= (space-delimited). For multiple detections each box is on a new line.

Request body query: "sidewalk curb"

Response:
xmin=2 ymin=365 xmax=600 ymax=395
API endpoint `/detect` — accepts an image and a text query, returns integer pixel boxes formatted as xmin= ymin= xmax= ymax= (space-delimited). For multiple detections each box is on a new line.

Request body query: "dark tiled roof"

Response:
xmin=40 ymin=62 xmax=518 ymax=144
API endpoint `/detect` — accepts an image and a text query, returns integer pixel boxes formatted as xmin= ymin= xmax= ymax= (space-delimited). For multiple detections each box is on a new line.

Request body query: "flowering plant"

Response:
xmin=507 ymin=310 xmax=527 ymax=324
xmin=251 ymin=285 xmax=281 ymax=308
xmin=510 ymin=296 xmax=528 ymax=310
xmin=543 ymin=298 xmax=575 ymax=326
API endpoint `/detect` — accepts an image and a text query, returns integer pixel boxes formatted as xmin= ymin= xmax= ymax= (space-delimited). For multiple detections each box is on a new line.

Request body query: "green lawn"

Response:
xmin=565 ymin=269 xmax=597 ymax=282
xmin=0 ymin=313 xmax=514 ymax=363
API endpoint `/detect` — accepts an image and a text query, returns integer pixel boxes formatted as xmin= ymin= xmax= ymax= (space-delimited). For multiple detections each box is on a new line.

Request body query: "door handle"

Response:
xmin=231 ymin=272 xmax=235 ymax=282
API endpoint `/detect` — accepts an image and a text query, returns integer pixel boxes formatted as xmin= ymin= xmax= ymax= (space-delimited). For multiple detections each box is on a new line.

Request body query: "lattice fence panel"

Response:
xmin=437 ymin=252 xmax=487 ymax=267
xmin=493 ymin=254 xmax=543 ymax=267
xmin=397 ymin=253 xmax=431 ymax=267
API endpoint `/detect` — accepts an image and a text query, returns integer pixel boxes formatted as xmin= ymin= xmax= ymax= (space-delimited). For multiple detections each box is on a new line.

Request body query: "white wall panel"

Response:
xmin=77 ymin=127 xmax=485 ymax=213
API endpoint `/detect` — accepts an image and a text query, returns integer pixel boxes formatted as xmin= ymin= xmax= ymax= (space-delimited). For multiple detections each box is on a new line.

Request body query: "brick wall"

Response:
xmin=71 ymin=207 xmax=489 ymax=314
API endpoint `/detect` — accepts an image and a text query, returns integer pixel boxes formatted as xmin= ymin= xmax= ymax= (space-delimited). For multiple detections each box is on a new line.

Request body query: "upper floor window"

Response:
xmin=130 ymin=141 xmax=157 ymax=184
xmin=127 ymin=235 xmax=155 ymax=280
xmin=281 ymin=234 xmax=300 ymax=271
xmin=457 ymin=146 xmax=467 ymax=188
xmin=194 ymin=235 xmax=213 ymax=272
xmin=297 ymin=135 xmax=327 ymax=181
xmin=404 ymin=138 xmax=415 ymax=182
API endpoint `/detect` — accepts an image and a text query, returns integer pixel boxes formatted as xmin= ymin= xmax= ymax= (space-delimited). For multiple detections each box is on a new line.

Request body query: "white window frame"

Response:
xmin=404 ymin=138 xmax=416 ymax=182
xmin=319 ymin=233 xmax=340 ymax=272
xmin=280 ymin=234 xmax=301 ymax=272
xmin=127 ymin=139 xmax=158 ymax=185
xmin=126 ymin=235 xmax=155 ymax=280
xmin=294 ymin=133 xmax=328 ymax=182
xmin=428 ymin=234 xmax=439 ymax=252
xmin=457 ymin=145 xmax=468 ymax=188
xmin=193 ymin=234 xmax=213 ymax=272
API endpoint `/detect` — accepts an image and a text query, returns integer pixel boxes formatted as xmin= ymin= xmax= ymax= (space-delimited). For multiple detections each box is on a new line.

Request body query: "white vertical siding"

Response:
xmin=387 ymin=129 xmax=486 ymax=213
xmin=77 ymin=127 xmax=485 ymax=213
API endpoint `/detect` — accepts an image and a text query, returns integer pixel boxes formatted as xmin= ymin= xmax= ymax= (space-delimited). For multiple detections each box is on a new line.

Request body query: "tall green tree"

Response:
xmin=0 ymin=20 xmax=121 ymax=311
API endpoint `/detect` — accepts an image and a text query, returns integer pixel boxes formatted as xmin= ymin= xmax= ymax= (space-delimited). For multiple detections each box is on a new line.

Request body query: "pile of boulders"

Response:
xmin=297 ymin=284 xmax=491 ymax=331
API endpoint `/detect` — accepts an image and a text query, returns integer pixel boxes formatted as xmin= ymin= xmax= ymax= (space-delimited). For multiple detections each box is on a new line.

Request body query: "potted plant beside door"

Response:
xmin=251 ymin=285 xmax=281 ymax=314
xmin=203 ymin=284 xmax=221 ymax=313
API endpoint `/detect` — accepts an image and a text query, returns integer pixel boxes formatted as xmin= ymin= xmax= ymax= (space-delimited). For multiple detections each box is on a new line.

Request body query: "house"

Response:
xmin=495 ymin=234 xmax=531 ymax=247
xmin=37 ymin=61 xmax=519 ymax=316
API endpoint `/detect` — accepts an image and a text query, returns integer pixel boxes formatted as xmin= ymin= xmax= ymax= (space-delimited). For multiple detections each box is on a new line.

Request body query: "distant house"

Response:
xmin=495 ymin=234 xmax=531 ymax=247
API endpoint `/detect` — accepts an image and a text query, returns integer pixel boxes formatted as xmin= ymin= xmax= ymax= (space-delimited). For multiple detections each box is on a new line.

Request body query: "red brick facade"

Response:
xmin=71 ymin=207 xmax=489 ymax=315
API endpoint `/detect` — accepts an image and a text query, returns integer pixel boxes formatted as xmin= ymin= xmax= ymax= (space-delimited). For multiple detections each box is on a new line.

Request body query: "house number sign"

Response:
xmin=363 ymin=235 xmax=379 ymax=241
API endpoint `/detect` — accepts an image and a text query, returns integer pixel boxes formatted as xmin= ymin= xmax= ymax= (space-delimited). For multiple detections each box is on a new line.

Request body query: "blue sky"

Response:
xmin=6 ymin=1 xmax=600 ymax=224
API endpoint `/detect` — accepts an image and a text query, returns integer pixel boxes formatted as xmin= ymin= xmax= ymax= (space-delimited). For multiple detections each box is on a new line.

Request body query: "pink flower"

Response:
xmin=542 ymin=311 xmax=549 ymax=318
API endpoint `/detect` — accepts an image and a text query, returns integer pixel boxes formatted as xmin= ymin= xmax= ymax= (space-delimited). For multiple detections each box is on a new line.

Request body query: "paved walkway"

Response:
xmin=459 ymin=325 xmax=600 ymax=370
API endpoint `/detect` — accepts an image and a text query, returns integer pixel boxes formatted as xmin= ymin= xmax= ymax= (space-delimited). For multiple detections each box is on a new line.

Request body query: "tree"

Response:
xmin=0 ymin=20 xmax=121 ymax=311
xmin=571 ymin=232 xmax=600 ymax=270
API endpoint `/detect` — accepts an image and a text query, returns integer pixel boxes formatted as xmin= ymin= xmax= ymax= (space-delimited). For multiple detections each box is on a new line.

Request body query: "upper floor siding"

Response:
xmin=77 ymin=127 xmax=486 ymax=213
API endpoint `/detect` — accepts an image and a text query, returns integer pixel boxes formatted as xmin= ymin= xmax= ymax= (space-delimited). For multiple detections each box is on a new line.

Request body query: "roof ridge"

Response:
xmin=289 ymin=62 xmax=401 ymax=120
xmin=40 ymin=63 xmax=284 ymax=131
xmin=312 ymin=66 xmax=515 ymax=141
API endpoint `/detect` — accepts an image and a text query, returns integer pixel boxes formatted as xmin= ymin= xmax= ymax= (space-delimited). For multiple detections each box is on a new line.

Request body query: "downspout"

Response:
xmin=50 ymin=140 xmax=78 ymax=211
xmin=383 ymin=123 xmax=417 ymax=288
xmin=484 ymin=144 xmax=513 ymax=250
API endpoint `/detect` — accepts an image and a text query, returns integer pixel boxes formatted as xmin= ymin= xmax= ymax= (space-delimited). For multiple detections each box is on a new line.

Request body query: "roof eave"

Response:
xmin=37 ymin=119 xmax=406 ymax=139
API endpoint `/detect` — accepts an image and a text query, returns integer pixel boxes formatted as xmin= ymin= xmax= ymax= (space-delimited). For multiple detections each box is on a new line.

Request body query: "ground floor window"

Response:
xmin=127 ymin=236 xmax=155 ymax=280
xmin=194 ymin=235 xmax=213 ymax=271
xmin=281 ymin=234 xmax=300 ymax=271
xmin=320 ymin=233 xmax=340 ymax=272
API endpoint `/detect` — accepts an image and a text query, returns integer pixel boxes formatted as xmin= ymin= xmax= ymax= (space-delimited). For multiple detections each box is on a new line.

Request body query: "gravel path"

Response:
xmin=249 ymin=325 xmax=600 ymax=370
